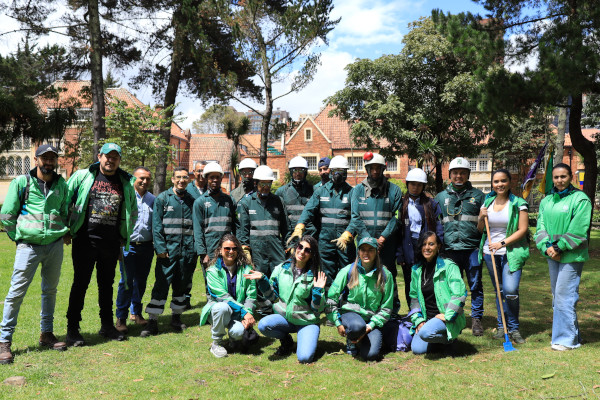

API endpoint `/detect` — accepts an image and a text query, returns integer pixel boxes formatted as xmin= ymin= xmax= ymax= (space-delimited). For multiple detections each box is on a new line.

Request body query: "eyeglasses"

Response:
xmin=223 ymin=247 xmax=238 ymax=252
xmin=290 ymin=168 xmax=305 ymax=174
xmin=296 ymin=244 xmax=312 ymax=254
xmin=258 ymin=182 xmax=272 ymax=188
xmin=173 ymin=176 xmax=189 ymax=181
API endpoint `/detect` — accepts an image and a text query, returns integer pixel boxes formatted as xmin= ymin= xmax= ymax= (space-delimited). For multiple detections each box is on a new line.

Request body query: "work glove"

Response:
xmin=286 ymin=223 xmax=305 ymax=245
xmin=331 ymin=231 xmax=353 ymax=251
xmin=242 ymin=246 xmax=253 ymax=265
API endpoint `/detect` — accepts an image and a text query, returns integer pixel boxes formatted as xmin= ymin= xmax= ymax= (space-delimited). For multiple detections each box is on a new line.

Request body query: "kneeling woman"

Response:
xmin=244 ymin=235 xmax=326 ymax=363
xmin=327 ymin=237 xmax=394 ymax=361
xmin=410 ymin=232 xmax=467 ymax=355
xmin=200 ymin=234 xmax=257 ymax=358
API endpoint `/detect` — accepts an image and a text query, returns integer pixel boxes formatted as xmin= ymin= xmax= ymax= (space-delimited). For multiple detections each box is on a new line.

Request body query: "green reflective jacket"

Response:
xmin=192 ymin=191 xmax=237 ymax=256
xmin=298 ymin=181 xmax=354 ymax=240
xmin=535 ymin=185 xmax=591 ymax=263
xmin=0 ymin=170 xmax=68 ymax=244
xmin=276 ymin=181 xmax=316 ymax=238
xmin=409 ymin=257 xmax=467 ymax=340
xmin=153 ymin=189 xmax=196 ymax=259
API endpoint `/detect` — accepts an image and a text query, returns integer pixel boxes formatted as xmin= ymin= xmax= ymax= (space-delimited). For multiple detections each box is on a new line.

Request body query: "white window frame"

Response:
xmin=469 ymin=160 xmax=477 ymax=171
xmin=386 ymin=157 xmax=398 ymax=172
xmin=304 ymin=128 xmax=312 ymax=141
xmin=345 ymin=154 xmax=364 ymax=172
xmin=299 ymin=153 xmax=319 ymax=171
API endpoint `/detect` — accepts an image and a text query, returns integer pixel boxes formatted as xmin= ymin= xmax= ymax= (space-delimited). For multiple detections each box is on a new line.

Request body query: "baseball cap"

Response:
xmin=35 ymin=144 xmax=59 ymax=157
xmin=358 ymin=237 xmax=378 ymax=250
xmin=99 ymin=143 xmax=122 ymax=156
xmin=318 ymin=157 xmax=331 ymax=168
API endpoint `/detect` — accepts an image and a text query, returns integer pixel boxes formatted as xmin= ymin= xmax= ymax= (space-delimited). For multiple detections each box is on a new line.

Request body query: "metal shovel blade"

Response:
xmin=503 ymin=334 xmax=517 ymax=352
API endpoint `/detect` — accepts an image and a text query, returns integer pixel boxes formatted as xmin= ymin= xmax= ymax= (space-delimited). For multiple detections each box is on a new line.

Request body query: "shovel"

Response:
xmin=484 ymin=217 xmax=517 ymax=352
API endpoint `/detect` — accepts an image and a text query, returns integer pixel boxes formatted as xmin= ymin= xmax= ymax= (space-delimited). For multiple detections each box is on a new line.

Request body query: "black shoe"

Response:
xmin=140 ymin=319 xmax=159 ymax=337
xmin=184 ymin=298 xmax=192 ymax=311
xmin=170 ymin=314 xmax=186 ymax=332
xmin=274 ymin=334 xmax=294 ymax=357
xmin=99 ymin=325 xmax=127 ymax=341
xmin=66 ymin=329 xmax=86 ymax=347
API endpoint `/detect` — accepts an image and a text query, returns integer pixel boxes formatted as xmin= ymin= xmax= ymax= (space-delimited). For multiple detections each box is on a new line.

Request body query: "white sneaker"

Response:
xmin=551 ymin=344 xmax=573 ymax=351
xmin=210 ymin=341 xmax=228 ymax=358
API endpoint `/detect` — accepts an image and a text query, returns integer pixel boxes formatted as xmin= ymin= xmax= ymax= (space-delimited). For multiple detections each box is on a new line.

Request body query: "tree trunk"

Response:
xmin=259 ymin=36 xmax=272 ymax=166
xmin=569 ymin=93 xmax=597 ymax=207
xmin=435 ymin=158 xmax=444 ymax=194
xmin=555 ymin=103 xmax=567 ymax=166
xmin=88 ymin=0 xmax=106 ymax=156
xmin=154 ymin=13 xmax=185 ymax=194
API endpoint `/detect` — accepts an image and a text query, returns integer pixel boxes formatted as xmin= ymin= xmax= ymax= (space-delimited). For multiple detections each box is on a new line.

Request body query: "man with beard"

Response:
xmin=314 ymin=157 xmax=331 ymax=190
xmin=345 ymin=152 xmax=402 ymax=313
xmin=141 ymin=167 xmax=197 ymax=336
xmin=65 ymin=143 xmax=137 ymax=346
xmin=0 ymin=145 xmax=69 ymax=364
xmin=230 ymin=158 xmax=257 ymax=204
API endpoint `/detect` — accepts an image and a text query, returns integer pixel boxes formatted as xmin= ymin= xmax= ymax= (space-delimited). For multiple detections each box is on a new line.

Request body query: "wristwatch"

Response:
xmin=501 ymin=240 xmax=506 ymax=247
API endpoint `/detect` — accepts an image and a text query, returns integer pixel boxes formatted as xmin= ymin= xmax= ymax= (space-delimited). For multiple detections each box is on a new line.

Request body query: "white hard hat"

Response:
xmin=238 ymin=158 xmax=258 ymax=170
xmin=448 ymin=157 xmax=470 ymax=171
xmin=289 ymin=156 xmax=308 ymax=169
xmin=253 ymin=165 xmax=275 ymax=181
xmin=203 ymin=162 xmax=224 ymax=177
xmin=406 ymin=168 xmax=428 ymax=184
xmin=364 ymin=152 xmax=386 ymax=167
xmin=329 ymin=156 xmax=349 ymax=169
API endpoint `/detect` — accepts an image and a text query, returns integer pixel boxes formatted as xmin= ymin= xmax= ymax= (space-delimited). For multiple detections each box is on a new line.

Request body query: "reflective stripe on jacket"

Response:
xmin=153 ymin=189 xmax=195 ymax=259
xmin=298 ymin=181 xmax=353 ymax=240
xmin=193 ymin=191 xmax=237 ymax=256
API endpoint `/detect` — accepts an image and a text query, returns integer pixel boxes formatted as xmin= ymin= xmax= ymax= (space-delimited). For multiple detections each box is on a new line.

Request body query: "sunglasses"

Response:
xmin=296 ymin=244 xmax=312 ymax=254
xmin=290 ymin=168 xmax=305 ymax=174
xmin=223 ymin=247 xmax=238 ymax=252
xmin=258 ymin=182 xmax=272 ymax=188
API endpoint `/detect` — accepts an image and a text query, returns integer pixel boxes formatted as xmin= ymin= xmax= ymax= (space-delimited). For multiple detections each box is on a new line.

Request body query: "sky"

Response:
xmin=0 ymin=0 xmax=493 ymax=131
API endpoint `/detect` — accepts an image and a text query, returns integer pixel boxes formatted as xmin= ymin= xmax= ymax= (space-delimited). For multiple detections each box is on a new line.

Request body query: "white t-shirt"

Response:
xmin=483 ymin=200 xmax=509 ymax=255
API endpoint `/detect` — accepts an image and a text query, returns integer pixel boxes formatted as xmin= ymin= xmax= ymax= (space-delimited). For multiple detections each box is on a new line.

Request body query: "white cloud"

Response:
xmin=504 ymin=33 xmax=539 ymax=73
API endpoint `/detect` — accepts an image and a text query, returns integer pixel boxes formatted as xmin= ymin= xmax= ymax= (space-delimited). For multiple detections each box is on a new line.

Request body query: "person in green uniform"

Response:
xmin=314 ymin=157 xmax=331 ymax=190
xmin=230 ymin=158 xmax=257 ymax=204
xmin=186 ymin=161 xmax=207 ymax=199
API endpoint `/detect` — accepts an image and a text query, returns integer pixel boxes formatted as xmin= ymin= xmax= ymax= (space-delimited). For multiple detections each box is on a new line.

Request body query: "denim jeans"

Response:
xmin=548 ymin=259 xmax=583 ymax=348
xmin=258 ymin=313 xmax=320 ymax=363
xmin=340 ymin=312 xmax=383 ymax=361
xmin=115 ymin=242 xmax=154 ymax=319
xmin=444 ymin=249 xmax=484 ymax=319
xmin=1 ymin=239 xmax=63 ymax=342
xmin=483 ymin=254 xmax=522 ymax=332
xmin=208 ymin=303 xmax=245 ymax=341
xmin=411 ymin=317 xmax=449 ymax=355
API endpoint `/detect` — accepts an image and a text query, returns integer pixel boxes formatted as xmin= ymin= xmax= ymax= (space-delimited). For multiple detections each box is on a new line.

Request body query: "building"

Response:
xmin=245 ymin=107 xmax=290 ymax=135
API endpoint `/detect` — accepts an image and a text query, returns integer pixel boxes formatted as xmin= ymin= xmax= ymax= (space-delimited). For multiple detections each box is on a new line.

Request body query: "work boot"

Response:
xmin=274 ymin=334 xmax=294 ymax=357
xmin=471 ymin=318 xmax=483 ymax=336
xmin=346 ymin=338 xmax=358 ymax=357
xmin=140 ymin=319 xmax=158 ymax=337
xmin=170 ymin=314 xmax=186 ymax=332
xmin=133 ymin=314 xmax=148 ymax=326
xmin=493 ymin=328 xmax=505 ymax=340
xmin=0 ymin=342 xmax=13 ymax=364
xmin=39 ymin=332 xmax=67 ymax=351
xmin=184 ymin=298 xmax=192 ymax=311
xmin=115 ymin=318 xmax=128 ymax=334
xmin=66 ymin=328 xmax=86 ymax=347
xmin=509 ymin=330 xmax=526 ymax=344
xmin=210 ymin=340 xmax=228 ymax=358
xmin=99 ymin=325 xmax=126 ymax=341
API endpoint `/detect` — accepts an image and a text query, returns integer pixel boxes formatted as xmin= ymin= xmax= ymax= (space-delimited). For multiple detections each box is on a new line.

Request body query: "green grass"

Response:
xmin=0 ymin=232 xmax=600 ymax=399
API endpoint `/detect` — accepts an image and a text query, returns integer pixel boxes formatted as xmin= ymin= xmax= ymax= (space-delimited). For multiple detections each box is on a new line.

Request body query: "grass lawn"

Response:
xmin=0 ymin=231 xmax=599 ymax=399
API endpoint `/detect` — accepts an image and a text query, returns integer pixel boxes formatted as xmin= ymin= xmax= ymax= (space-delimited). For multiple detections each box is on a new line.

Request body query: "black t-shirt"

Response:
xmin=421 ymin=263 xmax=438 ymax=321
xmin=83 ymin=172 xmax=124 ymax=242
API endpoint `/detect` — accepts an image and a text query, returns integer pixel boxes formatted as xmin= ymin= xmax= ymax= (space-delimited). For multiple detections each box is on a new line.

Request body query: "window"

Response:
xmin=23 ymin=136 xmax=31 ymax=149
xmin=469 ymin=160 xmax=477 ymax=171
xmin=305 ymin=156 xmax=317 ymax=171
xmin=272 ymin=170 xmax=279 ymax=181
xmin=23 ymin=156 xmax=30 ymax=172
xmin=0 ymin=157 xmax=5 ymax=176
xmin=304 ymin=128 xmax=312 ymax=141
xmin=7 ymin=157 xmax=15 ymax=176
xmin=348 ymin=156 xmax=364 ymax=171
xmin=479 ymin=160 xmax=488 ymax=171
xmin=15 ymin=157 xmax=22 ymax=175
xmin=386 ymin=157 xmax=398 ymax=172
xmin=12 ymin=136 xmax=22 ymax=150
xmin=77 ymin=108 xmax=92 ymax=122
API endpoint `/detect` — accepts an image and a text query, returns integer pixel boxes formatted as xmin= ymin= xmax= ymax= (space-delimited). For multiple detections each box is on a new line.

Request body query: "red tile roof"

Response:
xmin=564 ymin=128 xmax=598 ymax=146
xmin=189 ymin=134 xmax=235 ymax=171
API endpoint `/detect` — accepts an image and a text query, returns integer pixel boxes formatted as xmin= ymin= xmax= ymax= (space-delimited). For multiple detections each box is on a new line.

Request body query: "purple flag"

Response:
xmin=522 ymin=142 xmax=548 ymax=199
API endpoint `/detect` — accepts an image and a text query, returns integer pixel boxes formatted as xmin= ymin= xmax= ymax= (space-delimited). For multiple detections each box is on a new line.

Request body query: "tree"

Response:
xmin=328 ymin=17 xmax=496 ymax=192
xmin=225 ymin=0 xmax=339 ymax=165
xmin=224 ymin=115 xmax=250 ymax=188
xmin=192 ymin=104 xmax=240 ymax=134
xmin=471 ymin=0 xmax=600 ymax=206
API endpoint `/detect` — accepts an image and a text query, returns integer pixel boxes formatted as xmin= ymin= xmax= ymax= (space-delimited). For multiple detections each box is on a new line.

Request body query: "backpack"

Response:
xmin=382 ymin=310 xmax=416 ymax=352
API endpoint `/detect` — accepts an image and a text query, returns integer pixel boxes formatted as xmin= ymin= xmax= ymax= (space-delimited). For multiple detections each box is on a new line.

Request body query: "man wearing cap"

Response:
xmin=64 ymin=143 xmax=137 ymax=346
xmin=230 ymin=158 xmax=257 ymax=204
xmin=314 ymin=157 xmax=331 ymax=190
xmin=434 ymin=157 xmax=485 ymax=336
xmin=115 ymin=166 xmax=155 ymax=334
xmin=0 ymin=144 xmax=69 ymax=364
xmin=187 ymin=161 xmax=208 ymax=199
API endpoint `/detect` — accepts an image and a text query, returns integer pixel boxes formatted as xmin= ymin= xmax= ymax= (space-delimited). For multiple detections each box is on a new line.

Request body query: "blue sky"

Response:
xmin=0 ymin=0 xmax=492 ymax=130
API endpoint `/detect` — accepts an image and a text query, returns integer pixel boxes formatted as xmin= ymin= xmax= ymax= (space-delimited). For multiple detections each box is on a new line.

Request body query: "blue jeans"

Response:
xmin=208 ymin=303 xmax=245 ymax=342
xmin=258 ymin=313 xmax=320 ymax=363
xmin=115 ymin=242 xmax=154 ymax=319
xmin=411 ymin=317 xmax=450 ymax=354
xmin=444 ymin=249 xmax=484 ymax=319
xmin=483 ymin=254 xmax=522 ymax=332
xmin=548 ymin=259 xmax=583 ymax=348
xmin=1 ymin=240 xmax=63 ymax=342
xmin=340 ymin=312 xmax=383 ymax=361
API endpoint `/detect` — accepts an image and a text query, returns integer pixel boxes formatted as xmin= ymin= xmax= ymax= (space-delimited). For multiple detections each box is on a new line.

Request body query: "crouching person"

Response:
xmin=200 ymin=234 xmax=257 ymax=358
xmin=245 ymin=235 xmax=326 ymax=364
xmin=410 ymin=232 xmax=467 ymax=355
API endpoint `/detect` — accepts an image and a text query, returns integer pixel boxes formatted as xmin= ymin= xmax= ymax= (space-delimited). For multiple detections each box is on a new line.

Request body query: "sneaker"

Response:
xmin=66 ymin=329 xmax=86 ymax=347
xmin=0 ymin=342 xmax=13 ymax=364
xmin=115 ymin=318 xmax=128 ymax=334
xmin=170 ymin=314 xmax=186 ymax=332
xmin=346 ymin=339 xmax=358 ymax=356
xmin=133 ymin=314 xmax=148 ymax=326
xmin=274 ymin=334 xmax=294 ymax=357
xmin=99 ymin=325 xmax=127 ymax=341
xmin=140 ymin=319 xmax=158 ymax=337
xmin=493 ymin=328 xmax=505 ymax=340
xmin=509 ymin=330 xmax=526 ymax=344
xmin=471 ymin=318 xmax=484 ymax=336
xmin=210 ymin=341 xmax=228 ymax=358
xmin=39 ymin=332 xmax=67 ymax=351
xmin=551 ymin=344 xmax=573 ymax=351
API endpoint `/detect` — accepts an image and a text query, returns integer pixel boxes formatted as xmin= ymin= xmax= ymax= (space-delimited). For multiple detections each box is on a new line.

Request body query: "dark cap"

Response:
xmin=35 ymin=144 xmax=59 ymax=157
xmin=318 ymin=157 xmax=331 ymax=168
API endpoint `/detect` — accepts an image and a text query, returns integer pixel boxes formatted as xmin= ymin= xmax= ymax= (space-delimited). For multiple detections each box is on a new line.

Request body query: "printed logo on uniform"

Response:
xmin=342 ymin=197 xmax=348 ymax=203
xmin=249 ymin=209 xmax=257 ymax=215
xmin=53 ymin=189 xmax=61 ymax=198
xmin=469 ymin=197 xmax=476 ymax=205
xmin=360 ymin=197 xmax=365 ymax=201
xmin=166 ymin=206 xmax=174 ymax=212
xmin=445 ymin=198 xmax=450 ymax=205
xmin=385 ymin=198 xmax=389 ymax=203
xmin=204 ymin=202 xmax=212 ymax=209
xmin=321 ymin=197 xmax=330 ymax=202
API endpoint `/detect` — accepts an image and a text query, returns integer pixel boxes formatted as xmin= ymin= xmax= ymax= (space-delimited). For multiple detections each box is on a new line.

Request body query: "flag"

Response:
xmin=538 ymin=148 xmax=554 ymax=195
xmin=522 ymin=142 xmax=548 ymax=199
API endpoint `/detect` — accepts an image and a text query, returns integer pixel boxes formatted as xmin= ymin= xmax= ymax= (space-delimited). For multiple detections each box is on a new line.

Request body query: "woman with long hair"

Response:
xmin=326 ymin=237 xmax=394 ymax=361
xmin=409 ymin=232 xmax=467 ymax=355
xmin=244 ymin=235 xmax=326 ymax=363
xmin=199 ymin=234 xmax=257 ymax=358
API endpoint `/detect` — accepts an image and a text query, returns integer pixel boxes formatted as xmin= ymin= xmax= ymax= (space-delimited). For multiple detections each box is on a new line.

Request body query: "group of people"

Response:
xmin=0 ymin=143 xmax=592 ymax=365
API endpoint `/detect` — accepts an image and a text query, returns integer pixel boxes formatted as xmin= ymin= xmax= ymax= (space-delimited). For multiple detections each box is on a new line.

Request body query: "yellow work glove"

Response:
xmin=331 ymin=231 xmax=353 ymax=251
xmin=286 ymin=223 xmax=306 ymax=245
xmin=242 ymin=246 xmax=253 ymax=265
